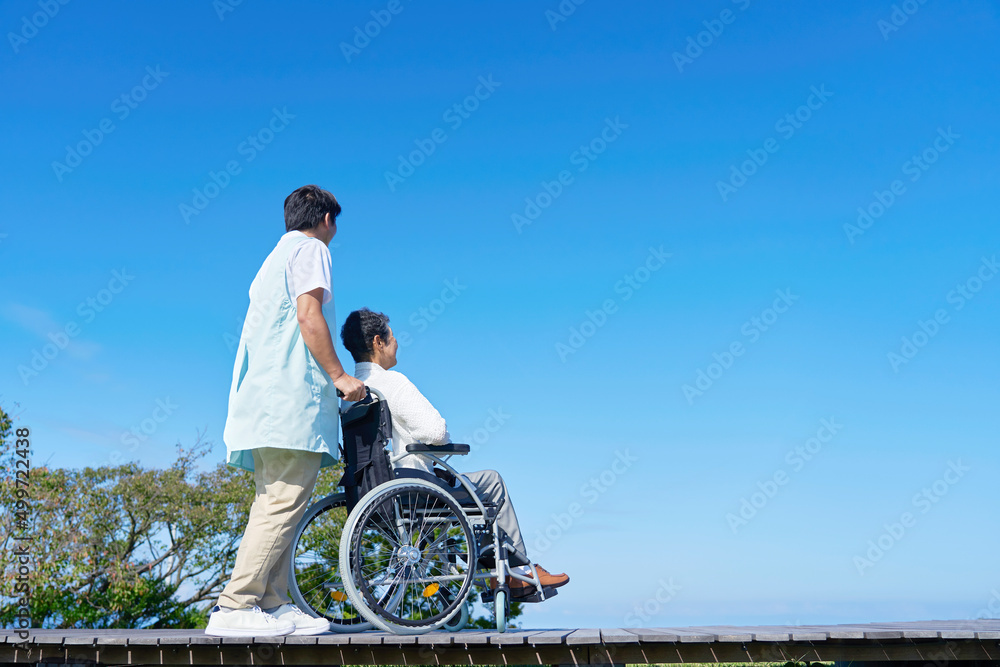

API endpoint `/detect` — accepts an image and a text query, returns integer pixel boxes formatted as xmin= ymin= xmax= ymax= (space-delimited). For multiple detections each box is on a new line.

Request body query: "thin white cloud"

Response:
xmin=3 ymin=302 xmax=102 ymax=360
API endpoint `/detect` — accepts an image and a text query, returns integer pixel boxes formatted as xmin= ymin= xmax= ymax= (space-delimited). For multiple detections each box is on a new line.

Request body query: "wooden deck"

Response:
xmin=3 ymin=620 xmax=1000 ymax=666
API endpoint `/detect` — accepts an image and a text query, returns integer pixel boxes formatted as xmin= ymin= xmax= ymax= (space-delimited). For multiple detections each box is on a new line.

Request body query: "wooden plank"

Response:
xmin=344 ymin=631 xmax=385 ymax=645
xmin=565 ymin=628 xmax=602 ymax=645
xmin=749 ymin=628 xmax=792 ymax=642
xmin=684 ymin=625 xmax=752 ymax=642
xmin=491 ymin=629 xmax=544 ymax=645
xmin=97 ymin=635 xmax=131 ymax=646
xmin=375 ymin=631 xmax=418 ymax=647
xmin=187 ymin=634 xmax=224 ymax=646
xmin=938 ymin=629 xmax=976 ymax=639
xmin=416 ymin=630 xmax=454 ymax=646
xmin=63 ymin=635 xmax=97 ymax=646
xmin=672 ymin=629 xmax=718 ymax=643
xmin=598 ymin=628 xmax=641 ymax=644
xmin=624 ymin=627 xmax=681 ymax=642
xmin=524 ymin=629 xmax=575 ymax=645
xmin=453 ymin=629 xmax=493 ymax=645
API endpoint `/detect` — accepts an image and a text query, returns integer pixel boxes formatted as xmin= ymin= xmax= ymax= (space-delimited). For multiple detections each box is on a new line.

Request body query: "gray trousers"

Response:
xmin=459 ymin=469 xmax=529 ymax=566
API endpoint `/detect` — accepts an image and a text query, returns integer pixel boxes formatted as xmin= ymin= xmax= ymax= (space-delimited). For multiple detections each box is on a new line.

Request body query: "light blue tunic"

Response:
xmin=223 ymin=233 xmax=339 ymax=472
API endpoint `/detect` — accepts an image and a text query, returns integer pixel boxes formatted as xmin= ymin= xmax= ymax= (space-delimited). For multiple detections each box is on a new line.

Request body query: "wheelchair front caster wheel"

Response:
xmin=495 ymin=590 xmax=508 ymax=633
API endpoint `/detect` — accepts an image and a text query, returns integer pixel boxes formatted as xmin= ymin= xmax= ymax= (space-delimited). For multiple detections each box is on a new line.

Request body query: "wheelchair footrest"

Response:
xmin=515 ymin=585 xmax=559 ymax=604
xmin=480 ymin=585 xmax=559 ymax=604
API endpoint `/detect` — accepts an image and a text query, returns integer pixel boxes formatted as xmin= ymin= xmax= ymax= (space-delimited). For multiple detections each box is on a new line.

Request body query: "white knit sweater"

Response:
xmin=350 ymin=361 xmax=451 ymax=473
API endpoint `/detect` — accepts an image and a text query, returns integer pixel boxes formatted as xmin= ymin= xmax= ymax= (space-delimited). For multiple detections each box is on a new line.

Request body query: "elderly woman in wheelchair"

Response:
xmin=287 ymin=308 xmax=568 ymax=634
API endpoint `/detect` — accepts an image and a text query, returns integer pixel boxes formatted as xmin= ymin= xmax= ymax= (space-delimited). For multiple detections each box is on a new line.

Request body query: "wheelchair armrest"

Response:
xmin=405 ymin=443 xmax=471 ymax=454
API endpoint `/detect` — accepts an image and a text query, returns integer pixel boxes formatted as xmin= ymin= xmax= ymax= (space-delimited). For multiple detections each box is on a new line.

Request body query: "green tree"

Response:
xmin=0 ymin=429 xmax=270 ymax=628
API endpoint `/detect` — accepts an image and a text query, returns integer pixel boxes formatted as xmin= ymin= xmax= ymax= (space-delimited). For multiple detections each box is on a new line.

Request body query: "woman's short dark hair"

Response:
xmin=341 ymin=308 xmax=391 ymax=363
xmin=284 ymin=184 xmax=341 ymax=232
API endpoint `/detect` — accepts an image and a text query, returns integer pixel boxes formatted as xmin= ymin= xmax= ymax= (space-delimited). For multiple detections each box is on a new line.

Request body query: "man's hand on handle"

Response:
xmin=333 ymin=374 xmax=366 ymax=402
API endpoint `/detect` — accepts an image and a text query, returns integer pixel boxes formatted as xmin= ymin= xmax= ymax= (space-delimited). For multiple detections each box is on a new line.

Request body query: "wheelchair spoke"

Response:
xmin=348 ymin=483 xmax=476 ymax=630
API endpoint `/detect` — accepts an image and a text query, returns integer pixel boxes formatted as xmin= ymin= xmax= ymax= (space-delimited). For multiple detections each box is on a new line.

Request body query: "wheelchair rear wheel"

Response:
xmin=340 ymin=480 xmax=477 ymax=634
xmin=290 ymin=492 xmax=373 ymax=632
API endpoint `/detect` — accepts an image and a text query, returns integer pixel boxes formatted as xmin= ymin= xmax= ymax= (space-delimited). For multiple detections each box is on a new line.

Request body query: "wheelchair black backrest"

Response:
xmin=338 ymin=390 xmax=394 ymax=512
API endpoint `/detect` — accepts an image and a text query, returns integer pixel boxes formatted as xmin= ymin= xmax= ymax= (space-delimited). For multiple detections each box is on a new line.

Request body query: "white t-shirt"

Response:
xmin=252 ymin=231 xmax=333 ymax=304
xmin=350 ymin=361 xmax=452 ymax=473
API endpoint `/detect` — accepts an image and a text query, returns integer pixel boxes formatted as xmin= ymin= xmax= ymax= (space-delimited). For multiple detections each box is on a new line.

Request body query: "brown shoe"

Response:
xmin=533 ymin=564 xmax=569 ymax=588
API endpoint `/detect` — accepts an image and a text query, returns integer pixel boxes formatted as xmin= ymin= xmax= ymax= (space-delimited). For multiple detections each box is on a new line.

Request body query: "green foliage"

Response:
xmin=0 ymin=432 xmax=274 ymax=629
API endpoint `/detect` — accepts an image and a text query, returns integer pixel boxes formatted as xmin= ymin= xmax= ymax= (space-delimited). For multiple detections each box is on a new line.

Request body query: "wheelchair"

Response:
xmin=288 ymin=386 xmax=558 ymax=634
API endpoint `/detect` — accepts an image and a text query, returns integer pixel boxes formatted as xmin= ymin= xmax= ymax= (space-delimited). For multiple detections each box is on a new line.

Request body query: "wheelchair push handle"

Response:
xmin=335 ymin=385 xmax=376 ymax=401
xmin=336 ymin=384 xmax=386 ymax=404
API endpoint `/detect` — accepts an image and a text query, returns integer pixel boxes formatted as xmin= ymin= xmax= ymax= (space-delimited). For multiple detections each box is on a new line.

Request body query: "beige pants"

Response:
xmin=217 ymin=447 xmax=322 ymax=611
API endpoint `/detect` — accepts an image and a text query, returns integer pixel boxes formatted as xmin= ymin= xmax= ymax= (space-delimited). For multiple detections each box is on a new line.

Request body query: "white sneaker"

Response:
xmin=263 ymin=603 xmax=331 ymax=636
xmin=204 ymin=605 xmax=295 ymax=637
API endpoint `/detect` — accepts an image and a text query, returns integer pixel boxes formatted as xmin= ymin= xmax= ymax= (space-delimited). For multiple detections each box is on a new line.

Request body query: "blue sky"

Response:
xmin=2 ymin=0 xmax=999 ymax=629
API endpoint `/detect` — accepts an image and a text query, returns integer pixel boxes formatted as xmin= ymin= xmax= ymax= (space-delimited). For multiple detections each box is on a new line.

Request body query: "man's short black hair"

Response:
xmin=341 ymin=308 xmax=391 ymax=363
xmin=284 ymin=184 xmax=341 ymax=232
